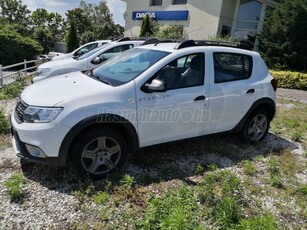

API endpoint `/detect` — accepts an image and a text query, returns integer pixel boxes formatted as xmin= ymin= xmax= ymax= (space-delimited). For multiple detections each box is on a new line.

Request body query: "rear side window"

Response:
xmin=214 ymin=53 xmax=253 ymax=83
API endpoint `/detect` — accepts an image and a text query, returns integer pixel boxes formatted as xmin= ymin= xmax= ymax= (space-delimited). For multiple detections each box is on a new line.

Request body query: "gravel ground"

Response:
xmin=0 ymin=98 xmax=306 ymax=229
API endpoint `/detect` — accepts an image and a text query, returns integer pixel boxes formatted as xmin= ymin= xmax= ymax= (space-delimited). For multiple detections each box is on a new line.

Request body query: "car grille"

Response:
xmin=15 ymin=99 xmax=28 ymax=123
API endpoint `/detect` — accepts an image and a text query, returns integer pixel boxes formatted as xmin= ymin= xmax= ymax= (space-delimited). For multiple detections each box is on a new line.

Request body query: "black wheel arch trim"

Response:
xmin=58 ymin=114 xmax=139 ymax=166
xmin=232 ymin=97 xmax=276 ymax=133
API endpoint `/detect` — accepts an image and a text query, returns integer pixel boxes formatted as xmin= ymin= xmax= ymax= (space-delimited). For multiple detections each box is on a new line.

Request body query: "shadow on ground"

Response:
xmin=20 ymin=133 xmax=298 ymax=193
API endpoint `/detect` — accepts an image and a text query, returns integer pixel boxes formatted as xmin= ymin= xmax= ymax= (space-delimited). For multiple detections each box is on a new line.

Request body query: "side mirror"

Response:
xmin=91 ymin=57 xmax=102 ymax=65
xmin=145 ymin=79 xmax=167 ymax=92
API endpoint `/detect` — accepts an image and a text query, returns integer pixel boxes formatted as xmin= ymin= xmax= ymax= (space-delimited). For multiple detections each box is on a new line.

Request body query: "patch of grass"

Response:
xmin=120 ymin=174 xmax=134 ymax=190
xmin=136 ymin=185 xmax=202 ymax=230
xmin=4 ymin=173 xmax=26 ymax=202
xmin=270 ymin=174 xmax=283 ymax=189
xmin=0 ymin=78 xmax=27 ymax=100
xmin=268 ymin=157 xmax=284 ymax=188
xmin=194 ymin=163 xmax=204 ymax=175
xmin=291 ymin=131 xmax=302 ymax=142
xmin=72 ymin=183 xmax=96 ymax=203
xmin=235 ymin=213 xmax=279 ymax=230
xmin=242 ymin=160 xmax=255 ymax=176
xmin=208 ymin=163 xmax=218 ymax=171
xmin=0 ymin=108 xmax=10 ymax=135
xmin=298 ymin=185 xmax=307 ymax=196
xmin=278 ymin=150 xmax=301 ymax=176
xmin=93 ymin=191 xmax=109 ymax=205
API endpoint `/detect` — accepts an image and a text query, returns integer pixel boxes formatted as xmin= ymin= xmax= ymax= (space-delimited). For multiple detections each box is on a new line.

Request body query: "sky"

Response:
xmin=22 ymin=0 xmax=127 ymax=25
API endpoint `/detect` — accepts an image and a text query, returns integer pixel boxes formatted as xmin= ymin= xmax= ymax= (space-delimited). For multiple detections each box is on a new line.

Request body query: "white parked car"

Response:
xmin=51 ymin=40 xmax=111 ymax=61
xmin=11 ymin=40 xmax=277 ymax=179
xmin=33 ymin=40 xmax=144 ymax=83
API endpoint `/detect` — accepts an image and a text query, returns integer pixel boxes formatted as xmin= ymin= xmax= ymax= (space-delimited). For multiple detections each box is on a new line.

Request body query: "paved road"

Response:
xmin=277 ymin=88 xmax=307 ymax=104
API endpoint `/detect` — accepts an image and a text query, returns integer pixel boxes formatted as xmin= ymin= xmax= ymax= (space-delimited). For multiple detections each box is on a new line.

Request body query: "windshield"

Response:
xmin=77 ymin=43 xmax=111 ymax=60
xmin=92 ymin=48 xmax=170 ymax=86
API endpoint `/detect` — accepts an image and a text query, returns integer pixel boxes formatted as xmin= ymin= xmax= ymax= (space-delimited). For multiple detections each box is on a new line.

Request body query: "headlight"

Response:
xmin=36 ymin=68 xmax=50 ymax=76
xmin=23 ymin=107 xmax=63 ymax=123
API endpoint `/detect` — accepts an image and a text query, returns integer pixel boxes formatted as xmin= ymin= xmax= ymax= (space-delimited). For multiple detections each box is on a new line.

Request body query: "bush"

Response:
xmin=0 ymin=108 xmax=10 ymax=134
xmin=4 ymin=173 xmax=26 ymax=202
xmin=155 ymin=25 xmax=184 ymax=39
xmin=0 ymin=78 xmax=27 ymax=100
xmin=270 ymin=70 xmax=307 ymax=90
xmin=0 ymin=26 xmax=43 ymax=66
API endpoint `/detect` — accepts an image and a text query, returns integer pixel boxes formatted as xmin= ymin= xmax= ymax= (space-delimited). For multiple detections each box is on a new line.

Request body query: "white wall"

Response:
xmin=122 ymin=0 xmax=224 ymax=39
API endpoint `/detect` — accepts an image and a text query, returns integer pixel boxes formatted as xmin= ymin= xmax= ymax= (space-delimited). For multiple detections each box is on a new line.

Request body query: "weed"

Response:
xmin=298 ymin=185 xmax=307 ymax=196
xmin=4 ymin=173 xmax=26 ymax=202
xmin=194 ymin=163 xmax=204 ymax=175
xmin=137 ymin=185 xmax=201 ymax=230
xmin=0 ymin=78 xmax=27 ymax=100
xmin=235 ymin=213 xmax=279 ymax=230
xmin=291 ymin=131 xmax=302 ymax=142
xmin=270 ymin=174 xmax=283 ymax=189
xmin=120 ymin=174 xmax=134 ymax=189
xmin=72 ymin=183 xmax=96 ymax=202
xmin=208 ymin=163 xmax=218 ymax=171
xmin=0 ymin=108 xmax=10 ymax=135
xmin=93 ymin=191 xmax=109 ymax=205
xmin=212 ymin=196 xmax=242 ymax=228
xmin=242 ymin=160 xmax=255 ymax=176
xmin=268 ymin=157 xmax=280 ymax=175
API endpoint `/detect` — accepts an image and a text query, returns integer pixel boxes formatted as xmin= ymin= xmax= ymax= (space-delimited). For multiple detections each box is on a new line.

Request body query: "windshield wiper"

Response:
xmin=92 ymin=73 xmax=112 ymax=86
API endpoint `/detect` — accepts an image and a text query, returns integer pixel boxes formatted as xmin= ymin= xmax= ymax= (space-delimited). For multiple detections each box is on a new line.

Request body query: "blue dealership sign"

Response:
xmin=132 ymin=11 xmax=189 ymax=21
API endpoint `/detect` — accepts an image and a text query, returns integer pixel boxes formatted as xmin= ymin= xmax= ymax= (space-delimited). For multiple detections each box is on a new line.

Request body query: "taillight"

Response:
xmin=271 ymin=79 xmax=278 ymax=92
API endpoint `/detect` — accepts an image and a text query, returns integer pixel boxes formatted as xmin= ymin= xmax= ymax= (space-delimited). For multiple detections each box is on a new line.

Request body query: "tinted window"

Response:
xmin=173 ymin=0 xmax=187 ymax=4
xmin=98 ymin=44 xmax=134 ymax=61
xmin=150 ymin=0 xmax=162 ymax=6
xmin=155 ymin=53 xmax=204 ymax=90
xmin=214 ymin=53 xmax=253 ymax=83
xmin=74 ymin=43 xmax=98 ymax=57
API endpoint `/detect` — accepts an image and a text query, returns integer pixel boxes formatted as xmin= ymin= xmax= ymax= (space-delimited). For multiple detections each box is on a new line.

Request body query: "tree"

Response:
xmin=66 ymin=22 xmax=79 ymax=52
xmin=0 ymin=26 xmax=43 ymax=66
xmin=66 ymin=8 xmax=91 ymax=36
xmin=0 ymin=0 xmax=30 ymax=26
xmin=140 ymin=15 xmax=154 ymax=37
xmin=259 ymin=0 xmax=307 ymax=71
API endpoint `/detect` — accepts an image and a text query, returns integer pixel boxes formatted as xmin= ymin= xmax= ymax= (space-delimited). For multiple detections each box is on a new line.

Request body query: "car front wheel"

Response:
xmin=242 ymin=110 xmax=270 ymax=144
xmin=71 ymin=128 xmax=128 ymax=180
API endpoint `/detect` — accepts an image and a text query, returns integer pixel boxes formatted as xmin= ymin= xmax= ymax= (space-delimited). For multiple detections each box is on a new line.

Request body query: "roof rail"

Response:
xmin=174 ymin=40 xmax=196 ymax=49
xmin=117 ymin=37 xmax=131 ymax=42
xmin=175 ymin=39 xmax=252 ymax=50
xmin=142 ymin=38 xmax=159 ymax=46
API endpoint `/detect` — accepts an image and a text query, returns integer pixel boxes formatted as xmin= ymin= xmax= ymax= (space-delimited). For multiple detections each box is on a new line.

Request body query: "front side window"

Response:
xmin=173 ymin=0 xmax=187 ymax=5
xmin=77 ymin=44 xmax=110 ymax=60
xmin=150 ymin=0 xmax=162 ymax=6
xmin=92 ymin=48 xmax=170 ymax=86
xmin=214 ymin=53 xmax=253 ymax=83
xmin=154 ymin=53 xmax=204 ymax=90
xmin=74 ymin=43 xmax=98 ymax=57
xmin=98 ymin=44 xmax=134 ymax=61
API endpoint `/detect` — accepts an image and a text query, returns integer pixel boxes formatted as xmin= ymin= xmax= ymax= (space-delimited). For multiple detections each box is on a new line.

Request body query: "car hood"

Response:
xmin=21 ymin=72 xmax=111 ymax=107
xmin=38 ymin=58 xmax=78 ymax=69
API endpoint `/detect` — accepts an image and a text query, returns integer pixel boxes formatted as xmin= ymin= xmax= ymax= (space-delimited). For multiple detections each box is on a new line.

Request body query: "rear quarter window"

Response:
xmin=214 ymin=52 xmax=253 ymax=83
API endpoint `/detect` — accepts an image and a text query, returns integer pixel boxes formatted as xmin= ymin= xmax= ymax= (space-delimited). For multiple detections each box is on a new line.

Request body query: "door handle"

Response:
xmin=246 ymin=89 xmax=255 ymax=94
xmin=194 ymin=95 xmax=206 ymax=101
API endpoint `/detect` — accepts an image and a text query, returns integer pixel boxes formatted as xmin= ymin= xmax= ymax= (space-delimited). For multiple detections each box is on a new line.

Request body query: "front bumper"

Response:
xmin=10 ymin=114 xmax=70 ymax=167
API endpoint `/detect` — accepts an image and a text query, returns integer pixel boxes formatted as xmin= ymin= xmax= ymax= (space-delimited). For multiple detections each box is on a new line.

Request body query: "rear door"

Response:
xmin=205 ymin=51 xmax=255 ymax=134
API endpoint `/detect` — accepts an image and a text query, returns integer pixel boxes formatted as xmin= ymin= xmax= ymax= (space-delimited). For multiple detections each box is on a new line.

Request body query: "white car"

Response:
xmin=51 ymin=40 xmax=111 ymax=61
xmin=33 ymin=40 xmax=144 ymax=83
xmin=11 ymin=40 xmax=277 ymax=179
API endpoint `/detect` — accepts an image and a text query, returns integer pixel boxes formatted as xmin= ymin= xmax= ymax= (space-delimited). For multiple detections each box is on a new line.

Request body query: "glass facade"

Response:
xmin=234 ymin=0 xmax=263 ymax=38
xmin=150 ymin=0 xmax=162 ymax=6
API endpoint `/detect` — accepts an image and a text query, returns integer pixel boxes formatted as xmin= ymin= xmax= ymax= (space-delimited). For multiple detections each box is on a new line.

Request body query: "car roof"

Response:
xmin=138 ymin=42 xmax=259 ymax=56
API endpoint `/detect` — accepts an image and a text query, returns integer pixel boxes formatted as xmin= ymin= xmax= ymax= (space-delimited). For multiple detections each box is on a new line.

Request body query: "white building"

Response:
xmin=121 ymin=0 xmax=276 ymax=39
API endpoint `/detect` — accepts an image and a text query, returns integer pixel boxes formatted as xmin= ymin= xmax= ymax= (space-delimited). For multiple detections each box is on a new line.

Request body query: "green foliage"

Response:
xmin=259 ymin=0 xmax=307 ymax=71
xmin=140 ymin=15 xmax=154 ymax=37
xmin=194 ymin=163 xmax=204 ymax=175
xmin=0 ymin=0 xmax=30 ymax=25
xmin=120 ymin=174 xmax=135 ymax=190
xmin=4 ymin=173 xmax=26 ymax=202
xmin=66 ymin=22 xmax=79 ymax=52
xmin=137 ymin=185 xmax=201 ymax=230
xmin=270 ymin=70 xmax=307 ymax=90
xmin=0 ymin=108 xmax=9 ymax=134
xmin=298 ymin=185 xmax=307 ymax=196
xmin=0 ymin=27 xmax=43 ymax=66
xmin=235 ymin=213 xmax=279 ymax=230
xmin=242 ymin=160 xmax=255 ymax=176
xmin=155 ymin=25 xmax=183 ymax=39
xmin=268 ymin=157 xmax=283 ymax=188
xmin=0 ymin=78 xmax=26 ymax=100
xmin=93 ymin=191 xmax=109 ymax=205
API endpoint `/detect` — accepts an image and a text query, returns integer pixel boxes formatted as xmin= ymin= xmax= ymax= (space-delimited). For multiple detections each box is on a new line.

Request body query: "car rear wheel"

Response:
xmin=242 ymin=110 xmax=270 ymax=144
xmin=71 ymin=128 xmax=128 ymax=180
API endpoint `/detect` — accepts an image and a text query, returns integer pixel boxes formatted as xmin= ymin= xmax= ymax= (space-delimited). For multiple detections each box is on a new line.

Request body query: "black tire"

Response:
xmin=71 ymin=128 xmax=128 ymax=180
xmin=241 ymin=110 xmax=270 ymax=144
